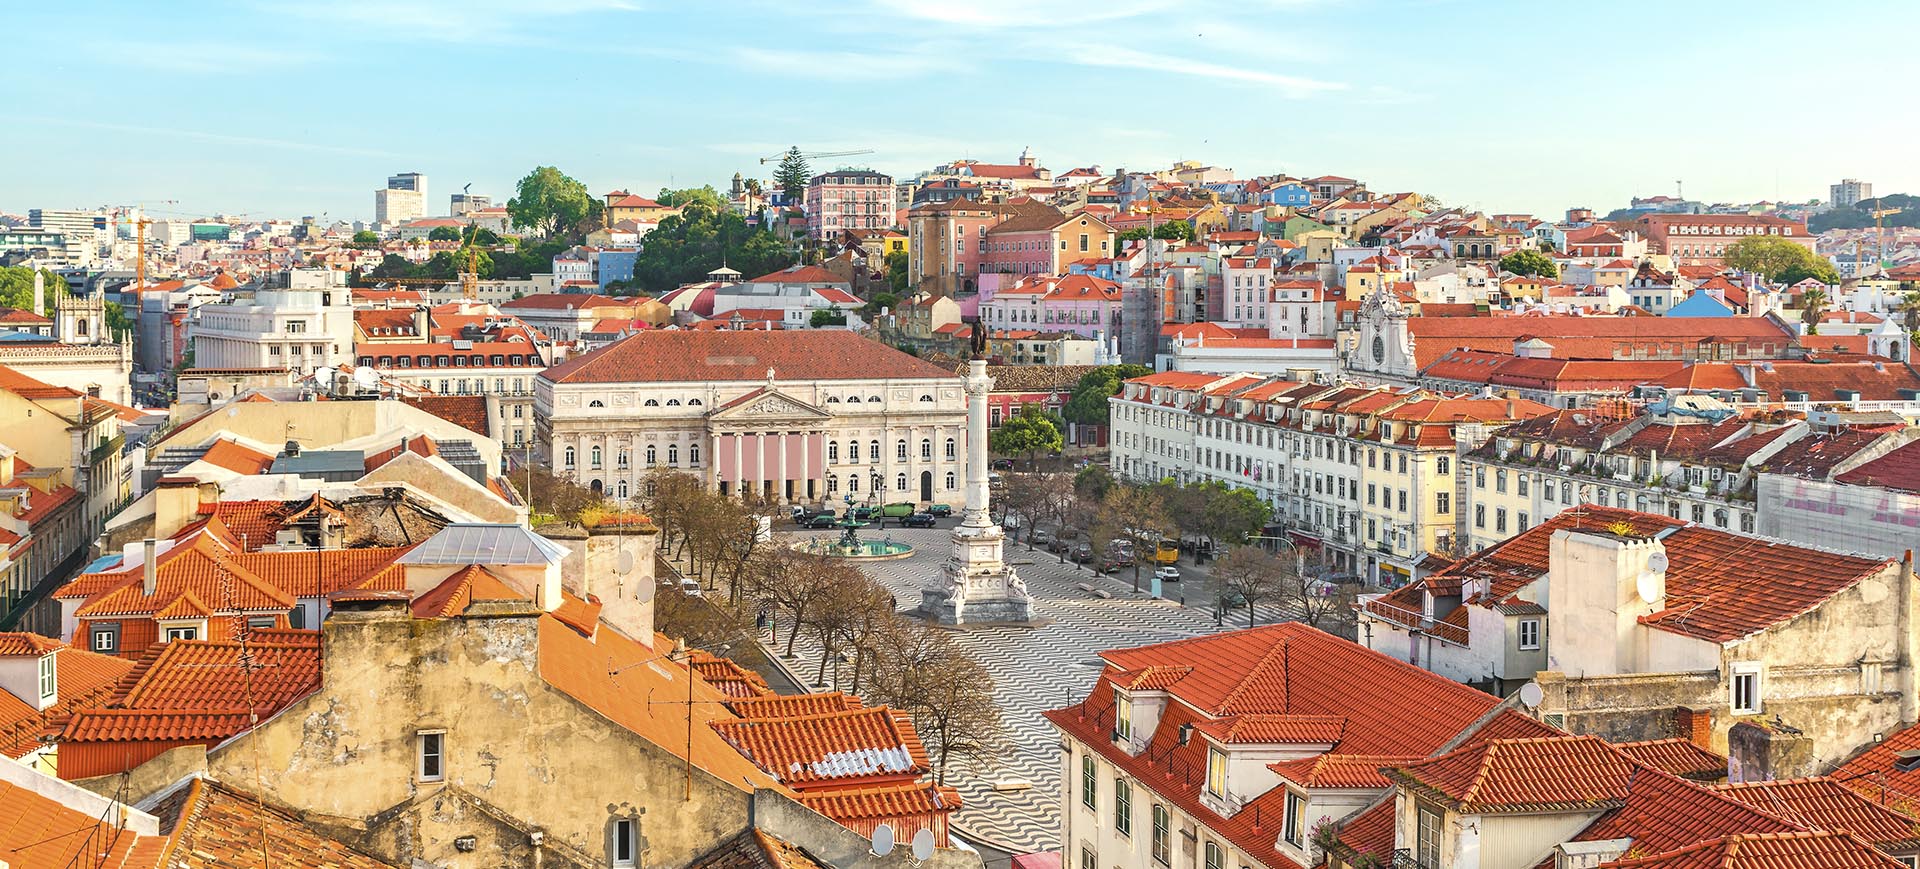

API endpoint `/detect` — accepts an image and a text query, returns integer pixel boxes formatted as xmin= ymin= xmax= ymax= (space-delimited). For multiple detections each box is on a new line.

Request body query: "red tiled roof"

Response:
xmin=0 ymin=775 xmax=166 ymax=868
xmin=1597 ymin=831 xmax=1901 ymax=869
xmin=542 ymin=331 xmax=958 ymax=384
xmin=410 ymin=564 xmax=524 ymax=617
xmin=712 ymin=707 xmax=929 ymax=787
xmin=0 ymin=645 xmax=133 ymax=758
xmin=0 ymin=632 xmax=62 ymax=656
xmin=1619 ymin=738 xmax=1727 ymax=781
xmin=157 ymin=777 xmax=400 ymax=868
xmin=728 ymin=693 xmax=865 ymax=719
xmin=1835 ymin=438 xmax=1920 ymax=494
xmin=1831 ymin=723 xmax=1920 ymax=818
xmin=197 ymin=439 xmax=275 ymax=475
xmin=1387 ymin=735 xmax=1638 ymax=813
xmin=1193 ymin=714 xmax=1346 ymax=745
xmin=1269 ymin=753 xmax=1420 ymax=789
xmin=794 ymin=782 xmax=963 ymax=822
xmin=399 ymin=395 xmax=492 ymax=436
xmin=1711 ymin=777 xmax=1920 ymax=848
xmin=746 ymin=265 xmax=845 ymax=285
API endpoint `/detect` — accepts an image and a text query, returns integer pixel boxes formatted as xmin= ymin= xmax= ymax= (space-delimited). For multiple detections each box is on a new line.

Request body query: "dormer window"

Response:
xmin=37 ymin=653 xmax=55 ymax=701
xmin=1206 ymin=746 xmax=1227 ymax=797
xmin=1113 ymin=688 xmax=1131 ymax=741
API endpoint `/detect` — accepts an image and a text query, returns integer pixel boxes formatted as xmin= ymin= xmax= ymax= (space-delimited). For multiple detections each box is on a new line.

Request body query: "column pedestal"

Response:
xmin=919 ymin=358 xmax=1033 ymax=626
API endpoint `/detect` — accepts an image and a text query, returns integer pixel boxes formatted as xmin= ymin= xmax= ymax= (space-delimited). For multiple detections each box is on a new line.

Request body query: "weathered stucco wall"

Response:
xmin=206 ymin=604 xmax=759 ymax=868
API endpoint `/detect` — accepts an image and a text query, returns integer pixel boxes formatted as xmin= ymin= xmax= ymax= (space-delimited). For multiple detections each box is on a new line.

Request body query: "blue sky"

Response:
xmin=9 ymin=0 xmax=1917 ymax=223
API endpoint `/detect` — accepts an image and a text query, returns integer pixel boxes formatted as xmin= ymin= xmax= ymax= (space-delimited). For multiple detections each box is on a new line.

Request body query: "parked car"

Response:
xmin=901 ymin=512 xmax=937 ymax=528
xmin=1219 ymin=587 xmax=1247 ymax=607
xmin=991 ymin=459 xmax=1015 ymax=471
xmin=1099 ymin=555 xmax=1129 ymax=574
xmin=794 ymin=508 xmax=834 ymax=525
xmin=1071 ymin=543 xmax=1094 ymax=563
xmin=1030 ymin=529 xmax=1054 ymax=546
xmin=1154 ymin=565 xmax=1182 ymax=582
xmin=802 ymin=513 xmax=839 ymax=529
xmin=676 ymin=578 xmax=704 ymax=598
xmin=849 ymin=506 xmax=880 ymax=520
xmin=926 ymin=503 xmax=953 ymax=517
xmin=1047 ymin=535 xmax=1073 ymax=554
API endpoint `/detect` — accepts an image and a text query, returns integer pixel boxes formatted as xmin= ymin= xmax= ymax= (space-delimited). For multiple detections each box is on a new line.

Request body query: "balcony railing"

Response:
xmin=1393 ymin=850 xmax=1434 ymax=869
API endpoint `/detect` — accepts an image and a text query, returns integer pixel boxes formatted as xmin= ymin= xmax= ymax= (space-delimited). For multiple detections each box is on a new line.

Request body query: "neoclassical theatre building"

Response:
xmin=536 ymin=330 xmax=967 ymax=506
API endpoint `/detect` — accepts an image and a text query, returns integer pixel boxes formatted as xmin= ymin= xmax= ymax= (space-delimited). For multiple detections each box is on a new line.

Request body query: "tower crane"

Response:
xmin=112 ymin=201 xmax=177 ymax=292
xmin=1870 ymin=204 xmax=1901 ymax=267
xmin=759 ymin=147 xmax=875 ymax=165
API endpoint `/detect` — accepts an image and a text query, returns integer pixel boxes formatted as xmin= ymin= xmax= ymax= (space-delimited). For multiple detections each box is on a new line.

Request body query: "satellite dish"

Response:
xmin=1517 ymin=681 xmax=1544 ymax=708
xmin=616 ymin=549 xmax=635 ymax=576
xmin=314 ymin=365 xmax=336 ymax=385
xmin=1637 ymin=571 xmax=1663 ymax=604
xmin=1647 ymin=551 xmax=1669 ymax=574
xmin=353 ymin=366 xmax=380 ymax=389
xmin=870 ymin=823 xmax=895 ymax=857
xmin=911 ymin=829 xmax=935 ymax=861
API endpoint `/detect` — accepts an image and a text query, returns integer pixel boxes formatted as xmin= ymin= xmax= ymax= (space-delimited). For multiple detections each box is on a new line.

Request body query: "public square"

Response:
xmin=764 ymin=518 xmax=1306 ymax=854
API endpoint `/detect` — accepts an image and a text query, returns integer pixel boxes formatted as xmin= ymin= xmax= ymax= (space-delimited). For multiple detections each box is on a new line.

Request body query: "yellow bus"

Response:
xmin=1155 ymin=539 xmax=1179 ymax=565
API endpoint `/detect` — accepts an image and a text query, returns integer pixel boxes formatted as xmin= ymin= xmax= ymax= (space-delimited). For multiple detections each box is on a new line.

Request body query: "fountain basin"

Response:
xmin=792 ymin=537 xmax=916 ymax=560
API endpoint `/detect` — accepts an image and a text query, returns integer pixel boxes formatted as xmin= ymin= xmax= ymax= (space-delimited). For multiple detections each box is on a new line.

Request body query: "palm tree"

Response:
xmin=1801 ymin=288 xmax=1830 ymax=336
xmin=1898 ymin=292 xmax=1920 ymax=335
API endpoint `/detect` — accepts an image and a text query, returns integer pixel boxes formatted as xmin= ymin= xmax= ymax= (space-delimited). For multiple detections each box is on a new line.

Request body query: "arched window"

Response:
xmin=645 ymin=445 xmax=657 ymax=466
xmin=644 ymin=399 xmax=659 ymax=406
xmin=828 ymin=442 xmax=840 ymax=462
xmin=895 ymin=473 xmax=907 ymax=491
xmin=945 ymin=437 xmax=956 ymax=459
xmin=617 ymin=480 xmax=629 ymax=500
xmin=945 ymin=471 xmax=956 ymax=490
xmin=896 ymin=440 xmax=908 ymax=460
xmin=848 ymin=395 xmax=861 ymax=403
xmin=689 ymin=444 xmax=701 ymax=465
xmin=666 ymin=399 xmax=680 ymax=406
xmin=870 ymin=440 xmax=880 ymax=463
xmin=871 ymin=473 xmax=883 ymax=491
xmin=589 ymin=400 xmax=604 ymax=408
xmin=667 ymin=444 xmax=679 ymax=465
xmin=688 ymin=398 xmax=702 ymax=406
xmin=848 ymin=475 xmax=860 ymax=492
xmin=617 ymin=450 xmax=629 ymax=468
xmin=826 ymin=474 xmax=838 ymax=493
xmin=564 ymin=447 xmax=576 ymax=468
xmin=919 ymin=394 xmax=933 ymax=402
xmin=590 ymin=446 xmax=602 ymax=468
xmin=869 ymin=395 xmax=881 ymax=403
xmin=827 ymin=396 xmax=840 ymax=403
xmin=920 ymin=439 xmax=932 ymax=459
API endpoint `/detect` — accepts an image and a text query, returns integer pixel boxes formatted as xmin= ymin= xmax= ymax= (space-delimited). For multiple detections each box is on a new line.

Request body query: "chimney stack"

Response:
xmin=142 ymin=538 xmax=158 ymax=596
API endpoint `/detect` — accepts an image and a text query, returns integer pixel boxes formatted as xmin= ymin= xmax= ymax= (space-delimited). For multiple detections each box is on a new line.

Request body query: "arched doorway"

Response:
xmin=919 ymin=470 xmax=933 ymax=502
xmin=590 ymin=479 xmax=603 ymax=495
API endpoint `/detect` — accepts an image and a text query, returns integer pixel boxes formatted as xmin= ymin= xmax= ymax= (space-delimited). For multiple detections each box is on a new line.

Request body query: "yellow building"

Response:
xmin=604 ymin=190 xmax=679 ymax=225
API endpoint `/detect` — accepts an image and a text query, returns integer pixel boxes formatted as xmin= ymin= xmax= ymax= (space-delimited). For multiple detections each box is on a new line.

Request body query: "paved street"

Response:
xmin=762 ymin=520 xmax=1306 ymax=854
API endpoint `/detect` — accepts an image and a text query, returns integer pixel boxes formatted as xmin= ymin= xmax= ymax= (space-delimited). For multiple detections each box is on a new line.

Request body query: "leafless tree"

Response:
xmin=801 ymin=565 xmax=892 ymax=688
xmin=751 ymin=548 xmax=834 ymax=657
xmin=868 ymin=620 xmax=1008 ymax=785
xmin=1034 ymin=472 xmax=1080 ymax=563
xmin=1099 ymin=484 xmax=1171 ymax=591
xmin=1212 ymin=545 xmax=1292 ymax=628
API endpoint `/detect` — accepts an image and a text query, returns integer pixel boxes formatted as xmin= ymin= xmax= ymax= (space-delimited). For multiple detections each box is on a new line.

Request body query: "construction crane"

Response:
xmin=759 ymin=147 xmax=874 ymax=165
xmin=1871 ymin=205 xmax=1902 ymax=267
xmin=113 ymin=201 xmax=176 ymax=292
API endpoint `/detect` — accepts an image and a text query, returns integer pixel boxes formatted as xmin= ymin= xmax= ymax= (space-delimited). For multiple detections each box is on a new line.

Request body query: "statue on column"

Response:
xmin=918 ymin=356 xmax=1033 ymax=626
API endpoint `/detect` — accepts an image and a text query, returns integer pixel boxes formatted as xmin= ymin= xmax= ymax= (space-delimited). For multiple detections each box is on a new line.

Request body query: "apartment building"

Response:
xmin=353 ymin=305 xmax=556 ymax=448
xmin=1110 ymin=372 xmax=1550 ymax=585
xmin=806 ymin=168 xmax=894 ymax=241
xmin=189 ymin=287 xmax=356 ymax=373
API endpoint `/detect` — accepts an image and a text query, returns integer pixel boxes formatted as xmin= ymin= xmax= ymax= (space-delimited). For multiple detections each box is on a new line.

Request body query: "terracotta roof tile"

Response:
xmin=1619 ymin=738 xmax=1727 ymax=781
xmin=1598 ymin=830 xmax=1902 ymax=869
xmin=0 ymin=632 xmax=63 ymax=656
xmin=794 ymin=782 xmax=963 ymax=823
xmin=1195 ymin=714 xmax=1345 ymax=745
xmin=0 ymin=776 xmax=164 ymax=868
xmin=1712 ymin=777 xmax=1920 ymax=848
xmin=728 ymin=693 xmax=864 ymax=719
xmin=543 ymin=331 xmax=957 ymax=384
xmin=156 ymin=776 xmax=402 ymax=867
xmin=712 ymin=707 xmax=929 ymax=787
xmin=1269 ymin=753 xmax=1421 ymax=789
xmin=1387 ymin=735 xmax=1638 ymax=813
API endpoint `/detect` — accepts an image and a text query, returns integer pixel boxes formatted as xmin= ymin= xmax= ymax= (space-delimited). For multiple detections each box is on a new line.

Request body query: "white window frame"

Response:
xmin=37 ymin=654 xmax=56 ymax=699
xmin=1730 ymin=663 xmax=1763 ymax=715
xmin=1518 ymin=618 xmax=1541 ymax=651
xmin=417 ymin=730 xmax=446 ymax=782
xmin=1206 ymin=747 xmax=1227 ymax=797
xmin=611 ymin=817 xmax=638 ymax=868
xmin=162 ymin=626 xmax=199 ymax=642
xmin=1283 ymin=789 xmax=1308 ymax=847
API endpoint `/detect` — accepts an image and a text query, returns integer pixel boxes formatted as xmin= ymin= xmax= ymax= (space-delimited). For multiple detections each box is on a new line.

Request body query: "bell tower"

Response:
xmin=56 ymin=294 xmax=106 ymax=345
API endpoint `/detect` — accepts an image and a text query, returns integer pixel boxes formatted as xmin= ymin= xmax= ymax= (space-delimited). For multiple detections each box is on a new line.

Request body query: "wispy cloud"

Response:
xmin=272 ymin=0 xmax=639 ymax=44
xmin=872 ymin=0 xmax=1177 ymax=27
xmin=1055 ymin=45 xmax=1344 ymax=96
xmin=84 ymin=40 xmax=327 ymax=74
xmin=0 ymin=115 xmax=400 ymax=160
xmin=732 ymin=46 xmax=960 ymax=81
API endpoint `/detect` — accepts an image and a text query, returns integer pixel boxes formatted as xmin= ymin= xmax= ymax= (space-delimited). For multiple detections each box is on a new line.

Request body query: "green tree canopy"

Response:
xmin=773 ymin=147 xmax=812 ymax=203
xmin=428 ymin=226 xmax=462 ymax=241
xmin=351 ymin=230 xmax=379 ymax=245
xmin=1074 ymin=463 xmax=1115 ymax=502
xmin=1723 ymin=236 xmax=1831 ymax=283
xmin=1498 ymin=249 xmax=1558 ymax=278
xmin=0 ymin=266 xmax=67 ymax=312
xmin=629 ymin=204 xmax=795 ymax=292
xmin=1062 ymin=364 xmax=1153 ymax=427
xmin=884 ymin=249 xmax=910 ymax=294
xmin=656 ymin=186 xmax=727 ymax=211
xmin=988 ymin=405 xmax=1064 ymax=469
xmin=1119 ymin=221 xmax=1193 ymax=242
xmin=507 ymin=166 xmax=593 ymax=239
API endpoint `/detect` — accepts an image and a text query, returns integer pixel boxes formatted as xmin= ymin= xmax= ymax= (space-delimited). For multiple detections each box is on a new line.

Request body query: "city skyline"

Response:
xmin=8 ymin=0 xmax=1918 ymax=221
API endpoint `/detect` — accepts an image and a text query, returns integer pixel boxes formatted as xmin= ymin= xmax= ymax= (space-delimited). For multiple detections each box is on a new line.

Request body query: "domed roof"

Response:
xmin=208 ymin=271 xmax=239 ymax=290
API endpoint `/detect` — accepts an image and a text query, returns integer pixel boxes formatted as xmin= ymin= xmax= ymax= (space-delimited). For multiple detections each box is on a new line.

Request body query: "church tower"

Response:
xmin=56 ymin=294 xmax=106 ymax=345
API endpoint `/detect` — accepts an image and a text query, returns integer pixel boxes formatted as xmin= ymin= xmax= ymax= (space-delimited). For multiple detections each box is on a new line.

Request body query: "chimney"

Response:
xmin=142 ymin=538 xmax=158 ymax=596
xmin=413 ymin=304 xmax=431 ymax=338
xmin=1546 ymin=529 xmax=1666 ymax=677
xmin=152 ymin=477 xmax=211 ymax=541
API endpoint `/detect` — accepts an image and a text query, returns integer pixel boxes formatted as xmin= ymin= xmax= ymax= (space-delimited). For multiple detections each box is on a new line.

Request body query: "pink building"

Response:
xmin=978 ymin=274 xmax=1123 ymax=339
xmin=805 ymin=169 xmax=893 ymax=241
xmin=979 ymin=210 xmax=1117 ymax=278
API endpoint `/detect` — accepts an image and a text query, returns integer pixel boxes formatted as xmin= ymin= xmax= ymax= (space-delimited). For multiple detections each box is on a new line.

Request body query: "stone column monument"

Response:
xmin=918 ymin=358 xmax=1033 ymax=625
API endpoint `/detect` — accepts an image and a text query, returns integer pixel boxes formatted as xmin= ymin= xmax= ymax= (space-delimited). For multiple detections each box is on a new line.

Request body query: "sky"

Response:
xmin=8 ymin=0 xmax=1919 ymax=224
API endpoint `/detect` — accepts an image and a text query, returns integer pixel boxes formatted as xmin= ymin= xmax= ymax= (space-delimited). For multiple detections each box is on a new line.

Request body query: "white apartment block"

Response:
xmin=190 ymin=289 xmax=356 ymax=374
